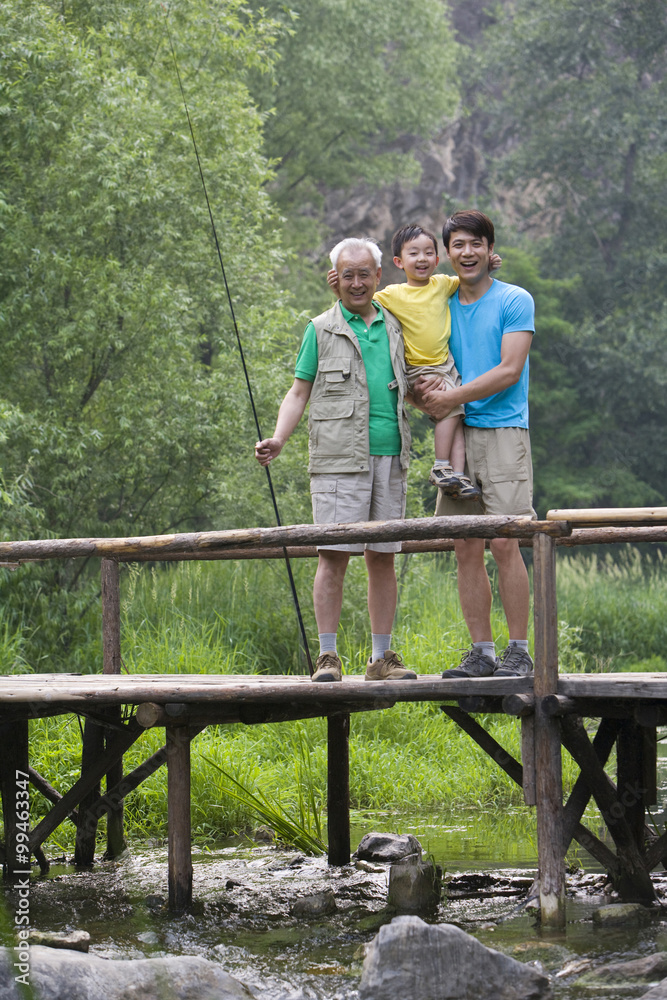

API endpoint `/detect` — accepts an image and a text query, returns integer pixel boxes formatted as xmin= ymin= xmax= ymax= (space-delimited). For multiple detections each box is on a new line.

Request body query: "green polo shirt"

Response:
xmin=295 ymin=302 xmax=401 ymax=456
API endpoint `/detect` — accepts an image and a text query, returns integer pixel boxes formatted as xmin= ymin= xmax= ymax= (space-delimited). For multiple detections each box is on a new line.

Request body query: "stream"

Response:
xmin=6 ymin=805 xmax=667 ymax=999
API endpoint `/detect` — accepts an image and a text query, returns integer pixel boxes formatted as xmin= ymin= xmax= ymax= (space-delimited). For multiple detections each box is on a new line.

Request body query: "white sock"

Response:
xmin=508 ymin=639 xmax=529 ymax=652
xmin=318 ymin=633 xmax=337 ymax=655
xmin=371 ymin=633 xmax=392 ymax=662
xmin=433 ymin=459 xmax=452 ymax=468
xmin=474 ymin=641 xmax=496 ymax=661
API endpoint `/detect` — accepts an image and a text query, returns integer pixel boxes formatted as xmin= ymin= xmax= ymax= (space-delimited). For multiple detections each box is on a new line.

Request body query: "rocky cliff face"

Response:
xmin=321 ymin=0 xmax=500 ymax=281
xmin=323 ymin=118 xmax=491 ymax=283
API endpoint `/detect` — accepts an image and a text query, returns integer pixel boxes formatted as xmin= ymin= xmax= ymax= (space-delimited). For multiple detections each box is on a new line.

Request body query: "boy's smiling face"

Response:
xmin=394 ymin=233 xmax=439 ymax=286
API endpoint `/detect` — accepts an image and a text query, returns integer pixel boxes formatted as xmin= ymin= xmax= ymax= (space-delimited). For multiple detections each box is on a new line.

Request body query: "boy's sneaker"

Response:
xmin=428 ymin=465 xmax=481 ymax=501
xmin=451 ymin=474 xmax=482 ymax=501
xmin=441 ymin=646 xmax=499 ymax=678
xmin=428 ymin=463 xmax=459 ymax=490
xmin=365 ymin=650 xmax=417 ymax=681
xmin=312 ymin=652 xmax=342 ymax=682
xmin=495 ymin=644 xmax=534 ymax=677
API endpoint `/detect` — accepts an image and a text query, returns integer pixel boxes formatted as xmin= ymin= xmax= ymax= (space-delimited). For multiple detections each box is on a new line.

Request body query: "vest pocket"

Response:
xmin=319 ymin=358 xmax=352 ymax=391
xmin=310 ymin=400 xmax=355 ymax=458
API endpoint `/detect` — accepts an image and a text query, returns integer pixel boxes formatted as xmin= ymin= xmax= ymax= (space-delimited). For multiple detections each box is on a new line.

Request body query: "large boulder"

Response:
xmin=359 ymin=916 xmax=552 ymax=1000
xmin=0 ymin=946 xmax=257 ymax=1000
xmin=354 ymin=832 xmax=423 ymax=863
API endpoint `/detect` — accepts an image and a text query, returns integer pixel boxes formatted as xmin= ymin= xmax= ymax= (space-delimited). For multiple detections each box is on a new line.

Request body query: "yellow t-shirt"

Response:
xmin=374 ymin=273 xmax=460 ymax=367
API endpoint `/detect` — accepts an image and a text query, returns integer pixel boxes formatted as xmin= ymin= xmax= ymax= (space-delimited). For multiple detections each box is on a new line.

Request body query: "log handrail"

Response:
xmin=0 ymin=515 xmax=570 ymax=563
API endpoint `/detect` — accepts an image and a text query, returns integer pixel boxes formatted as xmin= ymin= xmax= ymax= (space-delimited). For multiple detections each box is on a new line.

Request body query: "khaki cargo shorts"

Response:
xmin=311 ymin=455 xmax=407 ymax=553
xmin=435 ymin=426 xmax=536 ymax=518
xmin=405 ymin=356 xmax=465 ymax=420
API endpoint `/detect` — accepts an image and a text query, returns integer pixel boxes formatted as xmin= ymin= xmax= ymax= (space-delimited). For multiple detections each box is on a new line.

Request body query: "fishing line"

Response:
xmin=163 ymin=11 xmax=314 ymax=675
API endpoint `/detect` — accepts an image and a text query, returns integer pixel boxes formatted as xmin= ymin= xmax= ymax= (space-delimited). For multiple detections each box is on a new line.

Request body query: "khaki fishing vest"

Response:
xmin=307 ymin=301 xmax=411 ymax=474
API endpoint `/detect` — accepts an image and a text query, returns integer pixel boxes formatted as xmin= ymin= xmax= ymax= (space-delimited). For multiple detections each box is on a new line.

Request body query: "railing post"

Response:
xmin=327 ymin=714 xmax=350 ymax=865
xmin=533 ymin=531 xmax=565 ymax=929
xmin=101 ymin=558 xmax=125 ymax=858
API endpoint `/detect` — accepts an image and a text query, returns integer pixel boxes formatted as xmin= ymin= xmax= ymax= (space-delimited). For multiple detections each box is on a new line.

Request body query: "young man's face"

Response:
xmin=337 ymin=249 xmax=381 ymax=314
xmin=393 ymin=233 xmax=439 ymax=285
xmin=446 ymin=229 xmax=493 ymax=284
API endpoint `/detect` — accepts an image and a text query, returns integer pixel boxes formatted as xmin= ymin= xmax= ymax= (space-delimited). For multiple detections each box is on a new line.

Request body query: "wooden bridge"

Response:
xmin=1 ymin=507 xmax=667 ymax=929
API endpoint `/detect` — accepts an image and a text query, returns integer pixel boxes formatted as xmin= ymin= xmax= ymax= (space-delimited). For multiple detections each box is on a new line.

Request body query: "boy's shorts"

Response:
xmin=405 ymin=356 xmax=464 ymax=419
xmin=311 ymin=455 xmax=407 ymax=553
xmin=434 ymin=426 xmax=536 ymax=518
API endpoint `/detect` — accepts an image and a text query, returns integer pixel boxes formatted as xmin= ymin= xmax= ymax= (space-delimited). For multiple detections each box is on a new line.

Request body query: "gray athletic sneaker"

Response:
xmin=312 ymin=652 xmax=342 ymax=682
xmin=494 ymin=644 xmax=534 ymax=677
xmin=442 ymin=646 xmax=499 ymax=678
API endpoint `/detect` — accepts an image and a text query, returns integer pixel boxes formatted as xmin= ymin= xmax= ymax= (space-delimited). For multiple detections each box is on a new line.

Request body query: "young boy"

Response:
xmin=329 ymin=224 xmax=500 ymax=498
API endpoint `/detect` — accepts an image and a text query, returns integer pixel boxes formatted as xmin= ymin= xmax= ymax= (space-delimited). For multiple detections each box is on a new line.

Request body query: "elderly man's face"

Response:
xmin=336 ymin=249 xmax=381 ymax=314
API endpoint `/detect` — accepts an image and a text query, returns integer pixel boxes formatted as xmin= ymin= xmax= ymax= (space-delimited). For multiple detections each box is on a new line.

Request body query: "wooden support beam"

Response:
xmin=135 ymin=700 xmax=395 ymax=730
xmin=503 ymin=694 xmax=535 ymax=718
xmin=642 ymin=727 xmax=657 ymax=807
xmin=327 ymin=715 xmax=350 ymax=866
xmin=442 ymin=707 xmax=523 ymax=785
xmin=533 ymin=532 xmax=566 ymax=929
xmin=617 ymin=719 xmax=649 ymax=848
xmin=0 ymin=721 xmax=30 ymax=881
xmin=102 ymin=558 xmax=125 ymax=859
xmin=74 ymin=719 xmax=105 ymax=866
xmin=456 ymin=696 xmax=503 ymax=714
xmin=167 ymin=725 xmax=192 ymax=913
xmin=562 ymin=718 xmax=621 ymax=855
xmin=441 ymin=708 xmax=623 ymax=873
xmin=560 ymin=716 xmax=655 ymax=903
xmin=30 ymin=718 xmax=143 ymax=852
xmin=572 ymin=822 xmax=622 ymax=878
xmin=28 ymin=767 xmax=79 ymax=824
xmin=95 ymin=727 xmax=206 ymax=819
xmin=521 ymin=717 xmax=536 ymax=806
xmin=634 ymin=704 xmax=667 ymax=728
xmin=645 ymin=825 xmax=667 ymax=872
xmin=542 ymin=695 xmax=631 ymax=719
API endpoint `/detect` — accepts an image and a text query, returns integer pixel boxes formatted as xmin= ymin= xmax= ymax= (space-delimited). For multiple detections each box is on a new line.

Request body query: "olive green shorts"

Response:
xmin=435 ymin=426 xmax=536 ymax=518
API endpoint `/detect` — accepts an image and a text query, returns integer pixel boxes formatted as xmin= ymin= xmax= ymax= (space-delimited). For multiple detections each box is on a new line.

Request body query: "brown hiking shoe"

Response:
xmin=365 ymin=650 xmax=417 ymax=681
xmin=312 ymin=652 xmax=342 ymax=682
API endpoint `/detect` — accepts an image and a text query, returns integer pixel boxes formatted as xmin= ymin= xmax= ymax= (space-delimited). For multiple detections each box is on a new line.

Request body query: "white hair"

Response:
xmin=330 ymin=237 xmax=382 ymax=270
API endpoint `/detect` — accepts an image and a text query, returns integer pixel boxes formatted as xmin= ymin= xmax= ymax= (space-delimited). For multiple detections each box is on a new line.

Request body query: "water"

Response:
xmin=5 ymin=806 xmax=667 ymax=999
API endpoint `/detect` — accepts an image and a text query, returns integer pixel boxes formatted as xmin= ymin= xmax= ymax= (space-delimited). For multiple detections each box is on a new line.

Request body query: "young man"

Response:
xmin=255 ymin=238 xmax=417 ymax=683
xmin=416 ymin=210 xmax=536 ymax=679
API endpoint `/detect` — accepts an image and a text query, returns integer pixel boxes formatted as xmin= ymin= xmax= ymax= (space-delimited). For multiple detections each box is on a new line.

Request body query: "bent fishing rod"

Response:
xmin=163 ymin=13 xmax=314 ymax=675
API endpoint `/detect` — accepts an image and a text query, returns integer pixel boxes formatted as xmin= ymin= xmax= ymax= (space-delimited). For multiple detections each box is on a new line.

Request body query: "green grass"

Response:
xmin=3 ymin=547 xmax=667 ymax=853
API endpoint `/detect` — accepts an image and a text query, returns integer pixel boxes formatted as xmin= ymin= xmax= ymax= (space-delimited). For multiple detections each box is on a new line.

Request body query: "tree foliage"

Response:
xmin=0 ymin=0 xmax=290 ymax=543
xmin=0 ymin=0 xmax=300 ymax=662
xmin=475 ymin=0 xmax=667 ymax=507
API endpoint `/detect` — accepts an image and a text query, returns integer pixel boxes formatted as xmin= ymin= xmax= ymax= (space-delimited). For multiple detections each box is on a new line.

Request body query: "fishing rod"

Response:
xmin=162 ymin=11 xmax=314 ymax=675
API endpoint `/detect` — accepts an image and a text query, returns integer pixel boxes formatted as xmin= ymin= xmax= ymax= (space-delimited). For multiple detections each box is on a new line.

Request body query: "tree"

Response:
xmin=243 ymin=0 xmax=461 ymax=303
xmin=469 ymin=0 xmax=667 ymax=506
xmin=0 ymin=0 xmax=300 ymax=664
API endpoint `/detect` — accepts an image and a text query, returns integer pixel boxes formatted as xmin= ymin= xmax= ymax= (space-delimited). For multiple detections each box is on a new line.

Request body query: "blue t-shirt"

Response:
xmin=448 ymin=279 xmax=535 ymax=428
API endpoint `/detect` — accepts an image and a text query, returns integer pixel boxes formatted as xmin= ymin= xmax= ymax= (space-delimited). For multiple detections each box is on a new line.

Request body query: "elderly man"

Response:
xmin=255 ymin=238 xmax=416 ymax=682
